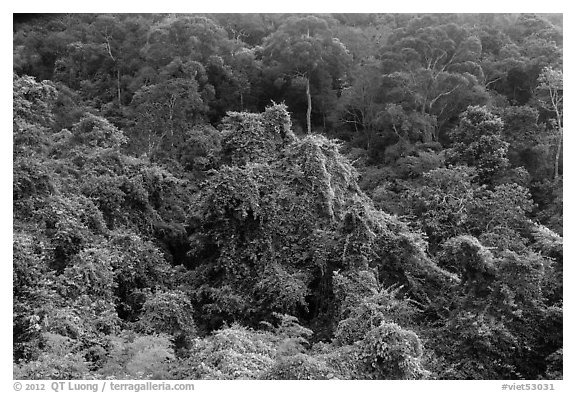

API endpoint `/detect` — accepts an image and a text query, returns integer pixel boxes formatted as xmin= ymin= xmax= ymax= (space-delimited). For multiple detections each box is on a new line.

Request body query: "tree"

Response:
xmin=51 ymin=16 xmax=122 ymax=111
xmin=402 ymin=166 xmax=478 ymax=249
xmin=381 ymin=103 xmax=437 ymax=144
xmin=188 ymin=104 xmax=454 ymax=331
xmin=536 ymin=67 xmax=563 ymax=179
xmin=476 ymin=186 xmax=533 ymax=253
xmin=499 ymin=105 xmax=548 ymax=175
xmin=331 ymin=14 xmax=393 ymax=62
xmin=13 ymin=15 xmax=80 ymax=81
xmin=331 ymin=59 xmax=387 ymax=148
xmin=13 ymin=74 xmax=58 ymax=159
xmin=137 ymin=290 xmax=197 ymax=347
xmin=479 ymin=14 xmax=562 ymax=106
xmin=447 ymin=105 xmax=509 ymax=184
xmin=428 ymin=234 xmax=561 ymax=379
xmin=129 ymin=63 xmax=206 ymax=156
xmin=380 ymin=18 xmax=489 ymax=140
xmin=140 ymin=15 xmax=231 ymax=71
xmin=262 ymin=16 xmax=351 ymax=133
xmin=507 ymin=14 xmax=562 ymax=46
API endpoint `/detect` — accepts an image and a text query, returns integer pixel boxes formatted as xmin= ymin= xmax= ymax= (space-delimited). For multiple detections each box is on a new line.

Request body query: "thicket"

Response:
xmin=13 ymin=13 xmax=562 ymax=380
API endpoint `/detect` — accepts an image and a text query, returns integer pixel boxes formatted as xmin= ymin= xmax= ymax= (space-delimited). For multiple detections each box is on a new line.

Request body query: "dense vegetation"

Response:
xmin=13 ymin=13 xmax=562 ymax=380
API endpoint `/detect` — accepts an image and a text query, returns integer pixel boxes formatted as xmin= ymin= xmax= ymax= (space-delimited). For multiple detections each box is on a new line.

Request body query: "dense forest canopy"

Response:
xmin=13 ymin=13 xmax=562 ymax=380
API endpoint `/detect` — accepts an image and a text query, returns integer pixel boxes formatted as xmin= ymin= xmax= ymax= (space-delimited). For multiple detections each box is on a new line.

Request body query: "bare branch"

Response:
xmin=485 ymin=76 xmax=503 ymax=88
xmin=429 ymin=84 xmax=461 ymax=110
xmin=104 ymin=34 xmax=115 ymax=62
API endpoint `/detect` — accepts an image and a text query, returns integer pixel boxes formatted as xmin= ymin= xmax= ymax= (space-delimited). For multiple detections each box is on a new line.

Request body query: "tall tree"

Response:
xmin=380 ymin=18 xmax=489 ymax=140
xmin=447 ymin=105 xmax=510 ymax=184
xmin=331 ymin=59 xmax=386 ymax=147
xmin=129 ymin=59 xmax=207 ymax=156
xmin=536 ymin=67 xmax=563 ymax=179
xmin=262 ymin=16 xmax=351 ymax=133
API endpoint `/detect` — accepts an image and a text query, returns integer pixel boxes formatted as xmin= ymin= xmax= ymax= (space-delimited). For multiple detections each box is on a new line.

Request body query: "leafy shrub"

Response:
xmin=173 ymin=324 xmax=277 ymax=379
xmin=34 ymin=195 xmax=107 ymax=271
xmin=447 ymin=106 xmax=510 ymax=184
xmin=334 ymin=283 xmax=419 ymax=346
xmin=440 ymin=236 xmax=496 ymax=292
xmin=395 ymin=150 xmax=445 ymax=179
xmin=544 ymin=349 xmax=562 ymax=379
xmin=272 ymin=314 xmax=314 ymax=357
xmin=138 ymin=290 xmax=197 ymax=344
xmin=98 ymin=332 xmax=175 ymax=379
xmin=358 ymin=322 xmax=427 ymax=379
xmin=254 ymin=264 xmax=311 ymax=315
xmin=13 ymin=333 xmax=91 ymax=380
xmin=13 ymin=74 xmax=57 ymax=130
xmin=108 ymin=232 xmax=173 ymax=321
xmin=265 ymin=353 xmax=335 ymax=380
xmin=177 ymin=124 xmax=222 ymax=172
xmin=402 ymin=166 xmax=478 ymax=248
xmin=13 ymin=157 xmax=55 ymax=203
xmin=61 ymin=247 xmax=118 ymax=300
xmin=427 ymin=311 xmax=520 ymax=379
xmin=71 ymin=113 xmax=127 ymax=149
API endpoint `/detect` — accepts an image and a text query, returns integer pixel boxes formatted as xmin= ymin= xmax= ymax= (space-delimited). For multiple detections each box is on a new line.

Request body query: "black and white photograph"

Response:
xmin=9 ymin=3 xmax=566 ymax=388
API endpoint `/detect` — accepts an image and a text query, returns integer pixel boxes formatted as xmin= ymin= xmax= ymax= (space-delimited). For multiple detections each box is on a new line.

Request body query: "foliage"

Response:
xmin=71 ymin=113 xmax=127 ymax=149
xmin=380 ymin=17 xmax=489 ymax=139
xmin=395 ymin=149 xmax=445 ymax=179
xmin=439 ymin=236 xmax=496 ymax=296
xmin=13 ymin=14 xmax=562 ymax=381
xmin=472 ymin=183 xmax=534 ymax=252
xmin=176 ymin=124 xmax=222 ymax=172
xmin=333 ymin=271 xmax=419 ymax=346
xmin=535 ymin=67 xmax=563 ymax=179
xmin=129 ymin=74 xmax=206 ymax=156
xmin=401 ymin=166 xmax=478 ymax=248
xmin=137 ymin=290 xmax=197 ymax=345
xmin=262 ymin=15 xmax=352 ymax=132
xmin=330 ymin=59 xmax=387 ymax=149
xmin=265 ymin=353 xmax=335 ymax=380
xmin=428 ymin=246 xmax=561 ymax=379
xmin=189 ymin=104 xmax=457 ymax=333
xmin=108 ymin=232 xmax=173 ymax=321
xmin=13 ymin=333 xmax=91 ymax=380
xmin=358 ymin=322 xmax=427 ymax=379
xmin=447 ymin=106 xmax=510 ymax=184
xmin=98 ymin=333 xmax=175 ymax=379
xmin=172 ymin=324 xmax=277 ymax=379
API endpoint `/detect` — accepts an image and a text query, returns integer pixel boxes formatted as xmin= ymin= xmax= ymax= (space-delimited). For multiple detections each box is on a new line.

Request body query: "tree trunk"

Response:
xmin=554 ymin=128 xmax=562 ymax=179
xmin=104 ymin=35 xmax=121 ymax=109
xmin=554 ymin=105 xmax=562 ymax=180
xmin=433 ymin=126 xmax=440 ymax=142
xmin=306 ymin=77 xmax=312 ymax=134
xmin=366 ymin=127 xmax=372 ymax=151
xmin=117 ymin=69 xmax=122 ymax=108
xmin=168 ymin=97 xmax=175 ymax=149
xmin=147 ymin=133 xmax=154 ymax=157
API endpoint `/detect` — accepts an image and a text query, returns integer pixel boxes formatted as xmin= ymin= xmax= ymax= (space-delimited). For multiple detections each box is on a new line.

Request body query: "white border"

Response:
xmin=3 ymin=4 xmax=573 ymax=391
